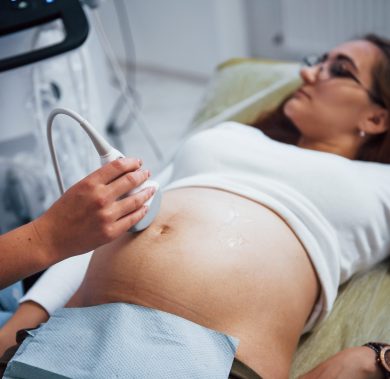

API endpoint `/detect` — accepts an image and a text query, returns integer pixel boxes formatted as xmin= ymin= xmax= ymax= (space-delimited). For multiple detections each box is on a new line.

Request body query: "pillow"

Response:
xmin=190 ymin=58 xmax=302 ymax=130
xmin=291 ymin=261 xmax=390 ymax=377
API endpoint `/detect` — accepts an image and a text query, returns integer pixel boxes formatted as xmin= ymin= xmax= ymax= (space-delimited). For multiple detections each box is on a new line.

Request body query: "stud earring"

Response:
xmin=359 ymin=130 xmax=366 ymax=138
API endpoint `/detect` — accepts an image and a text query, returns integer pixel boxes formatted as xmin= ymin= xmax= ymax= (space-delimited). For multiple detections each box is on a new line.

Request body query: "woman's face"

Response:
xmin=284 ymin=40 xmax=384 ymax=141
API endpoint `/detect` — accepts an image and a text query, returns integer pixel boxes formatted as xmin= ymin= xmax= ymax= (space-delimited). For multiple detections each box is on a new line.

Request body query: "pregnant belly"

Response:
xmin=70 ymin=187 xmax=319 ymax=377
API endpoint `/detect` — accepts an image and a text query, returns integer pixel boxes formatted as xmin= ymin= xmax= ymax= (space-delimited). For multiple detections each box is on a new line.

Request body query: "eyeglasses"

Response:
xmin=302 ymin=54 xmax=385 ymax=108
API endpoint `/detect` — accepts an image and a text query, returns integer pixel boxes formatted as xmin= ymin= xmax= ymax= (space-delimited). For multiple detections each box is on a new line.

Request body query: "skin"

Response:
xmin=298 ymin=347 xmax=382 ymax=379
xmin=1 ymin=40 xmax=389 ymax=378
xmin=0 ymin=157 xmax=154 ymax=289
xmin=284 ymin=40 xmax=388 ymax=159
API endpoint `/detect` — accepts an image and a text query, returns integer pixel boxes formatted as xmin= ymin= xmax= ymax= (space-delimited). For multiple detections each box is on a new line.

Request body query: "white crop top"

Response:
xmin=22 ymin=122 xmax=390 ymax=331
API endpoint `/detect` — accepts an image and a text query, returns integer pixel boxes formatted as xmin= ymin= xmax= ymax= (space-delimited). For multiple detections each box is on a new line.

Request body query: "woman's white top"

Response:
xmin=21 ymin=122 xmax=390 ymax=332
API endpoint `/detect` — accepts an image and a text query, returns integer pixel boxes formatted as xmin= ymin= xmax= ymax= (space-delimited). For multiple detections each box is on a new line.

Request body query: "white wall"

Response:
xmin=246 ymin=0 xmax=390 ymax=60
xmin=245 ymin=0 xmax=287 ymax=59
xmin=98 ymin=0 xmax=249 ymax=78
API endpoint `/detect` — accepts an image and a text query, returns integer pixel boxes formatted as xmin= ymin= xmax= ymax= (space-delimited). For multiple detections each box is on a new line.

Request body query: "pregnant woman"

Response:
xmin=1 ymin=34 xmax=390 ymax=379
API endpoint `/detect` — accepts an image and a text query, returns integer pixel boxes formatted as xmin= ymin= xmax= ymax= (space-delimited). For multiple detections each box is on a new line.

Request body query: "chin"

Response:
xmin=283 ymin=99 xmax=308 ymax=133
xmin=283 ymin=98 xmax=299 ymax=122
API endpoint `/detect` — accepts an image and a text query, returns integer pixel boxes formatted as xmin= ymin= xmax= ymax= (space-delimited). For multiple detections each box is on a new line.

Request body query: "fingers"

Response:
xmin=115 ymin=202 xmax=149 ymax=233
xmin=88 ymin=157 xmax=142 ymax=185
xmin=114 ymin=186 xmax=155 ymax=219
xmin=107 ymin=169 xmax=151 ymax=201
xmin=97 ymin=188 xmax=154 ymax=240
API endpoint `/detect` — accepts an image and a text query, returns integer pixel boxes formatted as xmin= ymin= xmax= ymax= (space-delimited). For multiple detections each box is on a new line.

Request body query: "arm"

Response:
xmin=0 ymin=157 xmax=152 ymax=289
xmin=298 ymin=346 xmax=383 ymax=379
xmin=0 ymin=301 xmax=48 ymax=356
xmin=0 ymin=247 xmax=91 ymax=356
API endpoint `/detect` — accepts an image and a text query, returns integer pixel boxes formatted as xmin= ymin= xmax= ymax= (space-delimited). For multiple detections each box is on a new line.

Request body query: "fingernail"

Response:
xmin=123 ymin=157 xmax=140 ymax=166
xmin=138 ymin=159 xmax=143 ymax=166
xmin=143 ymin=205 xmax=149 ymax=213
xmin=149 ymin=187 xmax=156 ymax=195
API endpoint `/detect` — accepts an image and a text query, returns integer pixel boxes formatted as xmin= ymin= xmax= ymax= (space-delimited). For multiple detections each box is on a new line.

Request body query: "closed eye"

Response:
xmin=329 ymin=61 xmax=360 ymax=83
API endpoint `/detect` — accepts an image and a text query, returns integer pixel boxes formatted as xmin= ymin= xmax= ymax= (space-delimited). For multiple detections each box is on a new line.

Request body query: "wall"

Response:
xmin=245 ymin=0 xmax=288 ymax=60
xmin=246 ymin=0 xmax=390 ymax=60
xmin=98 ymin=0 xmax=249 ymax=78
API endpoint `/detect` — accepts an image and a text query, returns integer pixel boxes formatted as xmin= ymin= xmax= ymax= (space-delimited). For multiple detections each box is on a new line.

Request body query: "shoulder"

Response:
xmin=354 ymin=160 xmax=390 ymax=187
xmin=211 ymin=122 xmax=267 ymax=140
xmin=215 ymin=121 xmax=262 ymax=133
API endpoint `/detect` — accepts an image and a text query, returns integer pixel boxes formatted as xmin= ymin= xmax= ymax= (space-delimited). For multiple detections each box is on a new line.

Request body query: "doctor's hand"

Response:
xmin=298 ymin=346 xmax=382 ymax=379
xmin=33 ymin=157 xmax=154 ymax=262
xmin=0 ymin=157 xmax=154 ymax=290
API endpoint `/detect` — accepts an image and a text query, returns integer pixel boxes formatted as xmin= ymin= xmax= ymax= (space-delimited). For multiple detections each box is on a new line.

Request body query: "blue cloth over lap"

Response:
xmin=3 ymin=303 xmax=239 ymax=378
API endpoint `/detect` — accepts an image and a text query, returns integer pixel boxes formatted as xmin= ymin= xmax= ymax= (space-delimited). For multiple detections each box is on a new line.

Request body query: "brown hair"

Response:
xmin=251 ymin=34 xmax=390 ymax=164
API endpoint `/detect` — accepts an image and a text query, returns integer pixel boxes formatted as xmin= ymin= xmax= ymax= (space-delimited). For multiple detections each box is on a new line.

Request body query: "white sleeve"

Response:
xmin=19 ymin=252 xmax=92 ymax=315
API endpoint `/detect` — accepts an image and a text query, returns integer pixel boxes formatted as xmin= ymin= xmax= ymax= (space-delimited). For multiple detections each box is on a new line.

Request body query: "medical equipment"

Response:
xmin=91 ymin=9 xmax=164 ymax=161
xmin=47 ymin=108 xmax=161 ymax=232
xmin=0 ymin=0 xmax=89 ymax=72
xmin=0 ymin=1 xmax=162 ymax=235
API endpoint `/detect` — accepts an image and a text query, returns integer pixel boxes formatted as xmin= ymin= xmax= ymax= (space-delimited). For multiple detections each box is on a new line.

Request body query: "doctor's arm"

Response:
xmin=0 ymin=157 xmax=152 ymax=290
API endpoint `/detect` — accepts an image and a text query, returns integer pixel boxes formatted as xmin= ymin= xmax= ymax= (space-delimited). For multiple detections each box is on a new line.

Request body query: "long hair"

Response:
xmin=251 ymin=34 xmax=390 ymax=164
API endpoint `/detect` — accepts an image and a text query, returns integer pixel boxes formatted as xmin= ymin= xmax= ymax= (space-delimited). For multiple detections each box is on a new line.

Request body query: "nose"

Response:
xmin=300 ymin=65 xmax=322 ymax=84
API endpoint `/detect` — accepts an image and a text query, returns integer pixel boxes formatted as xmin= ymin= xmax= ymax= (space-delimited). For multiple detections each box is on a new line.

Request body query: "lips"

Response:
xmin=294 ymin=89 xmax=311 ymax=99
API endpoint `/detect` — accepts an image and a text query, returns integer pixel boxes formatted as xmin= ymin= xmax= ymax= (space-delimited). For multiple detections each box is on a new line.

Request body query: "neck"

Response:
xmin=297 ymin=136 xmax=362 ymax=160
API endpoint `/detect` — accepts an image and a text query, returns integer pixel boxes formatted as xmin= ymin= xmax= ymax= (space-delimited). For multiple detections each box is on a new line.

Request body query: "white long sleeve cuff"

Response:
xmin=19 ymin=252 xmax=92 ymax=315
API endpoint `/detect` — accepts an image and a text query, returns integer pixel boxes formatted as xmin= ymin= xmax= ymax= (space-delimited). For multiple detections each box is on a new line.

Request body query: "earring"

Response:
xmin=359 ymin=130 xmax=366 ymax=138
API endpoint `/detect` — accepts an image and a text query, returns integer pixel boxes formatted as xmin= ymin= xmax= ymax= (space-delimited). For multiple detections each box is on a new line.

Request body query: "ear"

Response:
xmin=359 ymin=108 xmax=389 ymax=135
